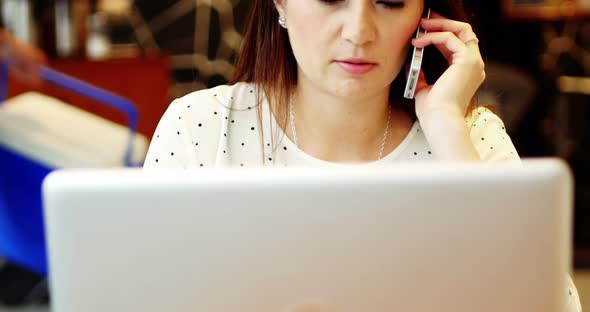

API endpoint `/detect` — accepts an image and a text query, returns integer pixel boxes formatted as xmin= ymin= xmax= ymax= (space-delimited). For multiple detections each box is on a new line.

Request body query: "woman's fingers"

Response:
xmin=419 ymin=12 xmax=479 ymax=49
xmin=411 ymin=12 xmax=486 ymax=120
xmin=412 ymin=31 xmax=467 ymax=61
xmin=420 ymin=19 xmax=477 ymax=45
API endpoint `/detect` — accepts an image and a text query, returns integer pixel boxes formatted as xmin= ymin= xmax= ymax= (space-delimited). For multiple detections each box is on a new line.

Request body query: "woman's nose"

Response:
xmin=341 ymin=4 xmax=377 ymax=46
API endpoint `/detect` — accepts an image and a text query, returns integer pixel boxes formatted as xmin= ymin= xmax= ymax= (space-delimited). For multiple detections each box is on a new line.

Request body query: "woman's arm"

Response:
xmin=411 ymin=13 xmax=486 ymax=161
xmin=0 ymin=28 xmax=46 ymax=85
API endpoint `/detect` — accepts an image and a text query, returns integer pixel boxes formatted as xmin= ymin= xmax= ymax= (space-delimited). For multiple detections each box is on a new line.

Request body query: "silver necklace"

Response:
xmin=288 ymin=97 xmax=391 ymax=160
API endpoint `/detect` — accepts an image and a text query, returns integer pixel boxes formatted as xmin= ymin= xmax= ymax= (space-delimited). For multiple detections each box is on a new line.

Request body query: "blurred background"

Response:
xmin=0 ymin=0 xmax=589 ymax=310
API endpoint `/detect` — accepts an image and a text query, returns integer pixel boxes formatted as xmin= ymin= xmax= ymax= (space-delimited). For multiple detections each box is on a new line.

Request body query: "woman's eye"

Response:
xmin=318 ymin=0 xmax=405 ymax=9
xmin=377 ymin=1 xmax=406 ymax=9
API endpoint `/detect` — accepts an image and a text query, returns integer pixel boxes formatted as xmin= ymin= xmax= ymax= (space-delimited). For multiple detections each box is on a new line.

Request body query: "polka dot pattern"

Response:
xmin=466 ymin=106 xmax=519 ymax=162
xmin=144 ymin=83 xmax=520 ymax=170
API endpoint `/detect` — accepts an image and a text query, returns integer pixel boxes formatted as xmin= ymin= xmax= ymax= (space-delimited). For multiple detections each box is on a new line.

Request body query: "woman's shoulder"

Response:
xmin=144 ymin=82 xmax=262 ymax=170
xmin=174 ymin=82 xmax=259 ymax=111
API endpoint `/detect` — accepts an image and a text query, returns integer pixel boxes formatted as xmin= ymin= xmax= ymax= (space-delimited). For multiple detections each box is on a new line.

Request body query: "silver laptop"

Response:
xmin=42 ymin=159 xmax=573 ymax=312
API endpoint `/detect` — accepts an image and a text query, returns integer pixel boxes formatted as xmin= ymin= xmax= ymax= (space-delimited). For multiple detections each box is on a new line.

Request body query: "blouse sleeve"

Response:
xmin=565 ymin=274 xmax=583 ymax=312
xmin=466 ymin=106 xmax=520 ymax=163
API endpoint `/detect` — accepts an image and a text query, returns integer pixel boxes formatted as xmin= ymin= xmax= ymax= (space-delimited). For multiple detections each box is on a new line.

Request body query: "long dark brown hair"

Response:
xmin=230 ymin=0 xmax=475 ymax=151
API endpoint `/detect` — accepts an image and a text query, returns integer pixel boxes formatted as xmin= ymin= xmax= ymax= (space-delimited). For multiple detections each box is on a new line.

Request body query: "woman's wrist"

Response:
xmin=418 ymin=108 xmax=480 ymax=161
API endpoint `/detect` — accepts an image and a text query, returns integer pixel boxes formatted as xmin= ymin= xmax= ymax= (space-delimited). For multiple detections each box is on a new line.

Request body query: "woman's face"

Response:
xmin=276 ymin=0 xmax=424 ymax=99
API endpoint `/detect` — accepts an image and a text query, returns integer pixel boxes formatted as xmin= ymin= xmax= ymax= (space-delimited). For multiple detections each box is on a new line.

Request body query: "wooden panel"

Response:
xmin=7 ymin=55 xmax=172 ymax=138
xmin=502 ymin=0 xmax=590 ymax=20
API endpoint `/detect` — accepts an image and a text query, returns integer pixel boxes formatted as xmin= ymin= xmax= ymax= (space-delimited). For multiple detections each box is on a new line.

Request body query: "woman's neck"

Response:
xmin=288 ymin=80 xmax=401 ymax=163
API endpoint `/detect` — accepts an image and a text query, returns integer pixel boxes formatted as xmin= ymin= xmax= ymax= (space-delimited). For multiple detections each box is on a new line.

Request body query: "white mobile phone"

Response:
xmin=404 ymin=8 xmax=431 ymax=100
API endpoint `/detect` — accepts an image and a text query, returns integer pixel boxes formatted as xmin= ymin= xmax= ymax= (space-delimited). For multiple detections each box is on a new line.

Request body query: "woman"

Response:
xmin=144 ymin=1 xmax=582 ymax=310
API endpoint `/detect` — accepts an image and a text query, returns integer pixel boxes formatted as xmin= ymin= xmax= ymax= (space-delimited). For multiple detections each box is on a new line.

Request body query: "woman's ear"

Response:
xmin=273 ymin=0 xmax=286 ymax=19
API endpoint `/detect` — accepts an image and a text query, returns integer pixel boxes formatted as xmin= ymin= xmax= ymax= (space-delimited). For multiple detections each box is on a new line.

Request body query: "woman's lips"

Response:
xmin=335 ymin=60 xmax=377 ymax=75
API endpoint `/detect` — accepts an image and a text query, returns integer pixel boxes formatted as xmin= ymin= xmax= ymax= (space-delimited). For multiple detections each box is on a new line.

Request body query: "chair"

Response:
xmin=0 ymin=62 xmax=147 ymax=275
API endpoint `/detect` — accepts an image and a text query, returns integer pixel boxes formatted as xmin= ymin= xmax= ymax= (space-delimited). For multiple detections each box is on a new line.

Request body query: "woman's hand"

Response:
xmin=405 ymin=12 xmax=483 ymax=161
xmin=411 ymin=12 xmax=485 ymax=120
xmin=0 ymin=29 xmax=47 ymax=86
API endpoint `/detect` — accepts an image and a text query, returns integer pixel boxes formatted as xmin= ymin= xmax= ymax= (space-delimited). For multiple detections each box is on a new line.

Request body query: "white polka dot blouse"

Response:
xmin=144 ymin=82 xmax=520 ymax=169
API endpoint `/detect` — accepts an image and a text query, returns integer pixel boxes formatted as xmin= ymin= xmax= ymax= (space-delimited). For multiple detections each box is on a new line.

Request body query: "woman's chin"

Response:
xmin=329 ymin=78 xmax=387 ymax=99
